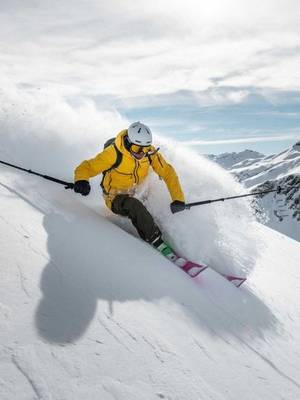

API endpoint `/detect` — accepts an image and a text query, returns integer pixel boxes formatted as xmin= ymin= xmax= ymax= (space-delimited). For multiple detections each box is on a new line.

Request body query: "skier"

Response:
xmin=74 ymin=122 xmax=186 ymax=256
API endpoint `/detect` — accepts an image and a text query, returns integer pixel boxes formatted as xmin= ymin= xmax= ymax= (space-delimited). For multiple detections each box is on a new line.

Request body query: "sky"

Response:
xmin=0 ymin=0 xmax=300 ymax=154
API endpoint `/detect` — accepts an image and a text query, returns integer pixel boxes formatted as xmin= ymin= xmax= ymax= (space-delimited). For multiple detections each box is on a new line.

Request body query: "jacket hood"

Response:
xmin=114 ymin=130 xmax=129 ymax=155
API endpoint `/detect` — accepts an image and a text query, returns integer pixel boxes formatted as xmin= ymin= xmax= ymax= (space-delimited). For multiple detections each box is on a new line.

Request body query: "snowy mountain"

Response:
xmin=208 ymin=149 xmax=265 ymax=169
xmin=1 ymin=133 xmax=300 ymax=399
xmin=208 ymin=143 xmax=300 ymax=242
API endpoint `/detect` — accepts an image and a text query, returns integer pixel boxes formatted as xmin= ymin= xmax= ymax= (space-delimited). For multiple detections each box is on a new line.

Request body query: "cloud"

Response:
xmin=181 ymin=134 xmax=300 ymax=146
xmin=0 ymin=0 xmax=300 ymax=102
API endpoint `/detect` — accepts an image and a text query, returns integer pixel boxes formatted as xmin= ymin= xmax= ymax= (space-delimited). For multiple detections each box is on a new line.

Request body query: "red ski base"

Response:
xmin=176 ymin=259 xmax=246 ymax=288
xmin=181 ymin=261 xmax=208 ymax=277
xmin=221 ymin=274 xmax=247 ymax=288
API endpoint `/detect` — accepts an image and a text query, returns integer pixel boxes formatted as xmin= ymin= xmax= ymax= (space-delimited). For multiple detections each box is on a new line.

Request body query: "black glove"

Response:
xmin=170 ymin=200 xmax=186 ymax=214
xmin=74 ymin=180 xmax=91 ymax=196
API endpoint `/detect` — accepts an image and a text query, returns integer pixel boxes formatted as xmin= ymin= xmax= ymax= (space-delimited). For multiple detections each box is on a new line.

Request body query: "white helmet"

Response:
xmin=127 ymin=122 xmax=152 ymax=146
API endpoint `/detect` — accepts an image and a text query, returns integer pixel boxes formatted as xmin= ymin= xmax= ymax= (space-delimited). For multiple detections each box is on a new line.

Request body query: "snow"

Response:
xmin=1 ymin=104 xmax=300 ymax=399
xmin=1 ymin=171 xmax=300 ymax=400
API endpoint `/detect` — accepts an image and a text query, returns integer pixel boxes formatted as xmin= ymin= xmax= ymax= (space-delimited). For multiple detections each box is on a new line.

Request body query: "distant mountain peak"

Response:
xmin=207 ymin=149 xmax=265 ymax=169
xmin=293 ymin=141 xmax=300 ymax=151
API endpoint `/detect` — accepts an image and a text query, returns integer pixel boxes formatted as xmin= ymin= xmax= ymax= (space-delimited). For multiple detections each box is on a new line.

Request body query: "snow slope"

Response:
xmin=1 ymin=91 xmax=300 ymax=399
xmin=1 ymin=156 xmax=300 ymax=400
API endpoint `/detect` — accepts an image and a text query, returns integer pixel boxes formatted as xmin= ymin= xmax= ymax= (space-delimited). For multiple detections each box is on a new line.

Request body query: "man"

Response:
xmin=74 ymin=121 xmax=186 ymax=257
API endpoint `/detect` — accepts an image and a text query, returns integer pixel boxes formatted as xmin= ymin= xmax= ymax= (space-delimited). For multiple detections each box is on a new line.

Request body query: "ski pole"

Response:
xmin=0 ymin=159 xmax=74 ymax=189
xmin=185 ymin=185 xmax=299 ymax=209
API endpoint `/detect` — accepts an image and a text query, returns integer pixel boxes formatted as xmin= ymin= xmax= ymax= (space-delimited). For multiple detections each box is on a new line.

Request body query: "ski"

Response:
xmin=220 ymin=274 xmax=247 ymax=288
xmin=173 ymin=258 xmax=208 ymax=278
xmin=172 ymin=258 xmax=246 ymax=287
xmin=177 ymin=258 xmax=246 ymax=287
xmin=153 ymin=240 xmax=246 ymax=288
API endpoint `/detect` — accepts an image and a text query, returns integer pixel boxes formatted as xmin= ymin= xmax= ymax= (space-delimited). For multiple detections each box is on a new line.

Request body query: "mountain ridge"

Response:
xmin=207 ymin=142 xmax=300 ymax=241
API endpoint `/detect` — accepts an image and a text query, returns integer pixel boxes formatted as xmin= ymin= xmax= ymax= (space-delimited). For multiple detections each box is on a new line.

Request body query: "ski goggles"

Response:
xmin=130 ymin=144 xmax=152 ymax=154
xmin=129 ymin=144 xmax=152 ymax=159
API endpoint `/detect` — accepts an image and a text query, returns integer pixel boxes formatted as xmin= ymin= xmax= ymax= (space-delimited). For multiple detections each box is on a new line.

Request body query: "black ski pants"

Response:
xmin=111 ymin=194 xmax=161 ymax=243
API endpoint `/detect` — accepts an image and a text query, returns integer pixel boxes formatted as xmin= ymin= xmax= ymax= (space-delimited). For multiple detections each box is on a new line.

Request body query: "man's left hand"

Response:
xmin=170 ymin=200 xmax=186 ymax=214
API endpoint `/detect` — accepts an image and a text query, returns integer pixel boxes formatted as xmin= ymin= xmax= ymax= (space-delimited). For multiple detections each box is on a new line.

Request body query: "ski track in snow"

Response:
xmin=11 ymin=355 xmax=44 ymax=400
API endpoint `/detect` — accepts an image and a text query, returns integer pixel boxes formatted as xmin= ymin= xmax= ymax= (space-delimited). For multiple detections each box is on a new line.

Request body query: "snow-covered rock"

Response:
xmin=252 ymin=175 xmax=300 ymax=241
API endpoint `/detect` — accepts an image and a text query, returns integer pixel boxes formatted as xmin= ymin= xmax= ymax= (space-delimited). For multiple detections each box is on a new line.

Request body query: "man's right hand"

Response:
xmin=74 ymin=180 xmax=91 ymax=196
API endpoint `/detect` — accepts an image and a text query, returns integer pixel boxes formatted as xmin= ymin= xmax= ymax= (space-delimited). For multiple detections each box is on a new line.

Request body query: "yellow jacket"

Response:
xmin=74 ymin=130 xmax=185 ymax=209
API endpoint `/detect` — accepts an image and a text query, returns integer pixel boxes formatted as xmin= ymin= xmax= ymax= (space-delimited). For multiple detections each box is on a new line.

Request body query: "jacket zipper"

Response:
xmin=133 ymin=159 xmax=139 ymax=184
